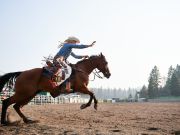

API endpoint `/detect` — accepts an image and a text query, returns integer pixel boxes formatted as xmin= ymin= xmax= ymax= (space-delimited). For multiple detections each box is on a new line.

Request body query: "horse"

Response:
xmin=0 ymin=53 xmax=111 ymax=125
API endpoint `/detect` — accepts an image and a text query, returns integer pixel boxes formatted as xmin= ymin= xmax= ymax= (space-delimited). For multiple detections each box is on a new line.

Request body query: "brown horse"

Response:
xmin=0 ymin=53 xmax=111 ymax=125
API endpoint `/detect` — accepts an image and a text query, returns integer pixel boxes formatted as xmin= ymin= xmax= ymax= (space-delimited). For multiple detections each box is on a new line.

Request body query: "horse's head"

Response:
xmin=95 ymin=53 xmax=111 ymax=78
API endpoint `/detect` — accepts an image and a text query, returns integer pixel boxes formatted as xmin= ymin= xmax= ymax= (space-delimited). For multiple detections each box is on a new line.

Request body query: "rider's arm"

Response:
xmin=70 ymin=52 xmax=86 ymax=59
xmin=67 ymin=41 xmax=95 ymax=49
xmin=68 ymin=44 xmax=91 ymax=49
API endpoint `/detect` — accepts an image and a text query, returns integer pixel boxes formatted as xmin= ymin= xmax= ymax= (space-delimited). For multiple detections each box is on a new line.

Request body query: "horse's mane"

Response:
xmin=76 ymin=55 xmax=98 ymax=64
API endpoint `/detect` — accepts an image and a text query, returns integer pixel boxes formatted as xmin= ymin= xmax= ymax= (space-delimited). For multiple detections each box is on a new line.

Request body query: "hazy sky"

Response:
xmin=0 ymin=0 xmax=180 ymax=89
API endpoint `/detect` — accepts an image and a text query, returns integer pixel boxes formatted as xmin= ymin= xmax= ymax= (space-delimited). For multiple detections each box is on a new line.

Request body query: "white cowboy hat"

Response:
xmin=64 ymin=36 xmax=80 ymax=43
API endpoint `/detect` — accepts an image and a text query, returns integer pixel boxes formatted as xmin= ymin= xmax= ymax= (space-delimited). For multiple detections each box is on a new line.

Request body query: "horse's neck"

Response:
xmin=76 ymin=59 xmax=97 ymax=75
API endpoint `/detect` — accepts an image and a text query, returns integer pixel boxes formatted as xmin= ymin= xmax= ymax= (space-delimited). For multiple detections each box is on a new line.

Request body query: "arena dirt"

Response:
xmin=0 ymin=102 xmax=180 ymax=135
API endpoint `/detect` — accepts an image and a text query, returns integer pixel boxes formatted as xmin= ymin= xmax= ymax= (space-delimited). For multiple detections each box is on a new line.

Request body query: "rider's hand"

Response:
xmin=89 ymin=41 xmax=96 ymax=47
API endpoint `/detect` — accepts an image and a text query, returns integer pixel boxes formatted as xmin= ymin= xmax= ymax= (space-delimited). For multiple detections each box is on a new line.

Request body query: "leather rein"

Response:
xmin=43 ymin=56 xmax=104 ymax=81
xmin=88 ymin=57 xmax=104 ymax=81
xmin=91 ymin=68 xmax=104 ymax=81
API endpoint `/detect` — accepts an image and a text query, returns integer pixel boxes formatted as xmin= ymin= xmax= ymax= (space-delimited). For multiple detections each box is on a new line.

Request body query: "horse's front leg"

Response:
xmin=78 ymin=85 xmax=98 ymax=110
xmin=80 ymin=92 xmax=93 ymax=109
xmin=93 ymin=94 xmax=98 ymax=110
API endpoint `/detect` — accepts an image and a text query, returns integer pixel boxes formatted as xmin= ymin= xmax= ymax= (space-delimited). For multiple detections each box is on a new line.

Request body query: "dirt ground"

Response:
xmin=0 ymin=102 xmax=180 ymax=135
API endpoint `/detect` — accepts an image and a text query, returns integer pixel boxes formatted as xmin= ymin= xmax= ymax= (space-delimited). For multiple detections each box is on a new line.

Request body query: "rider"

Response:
xmin=53 ymin=36 xmax=95 ymax=91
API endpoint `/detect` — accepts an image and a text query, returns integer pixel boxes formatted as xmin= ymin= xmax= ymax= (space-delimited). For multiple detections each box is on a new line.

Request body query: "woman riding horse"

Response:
xmin=0 ymin=50 xmax=110 ymax=125
xmin=53 ymin=36 xmax=95 ymax=91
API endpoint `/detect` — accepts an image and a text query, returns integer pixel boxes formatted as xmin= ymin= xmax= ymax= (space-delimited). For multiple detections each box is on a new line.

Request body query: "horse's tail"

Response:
xmin=0 ymin=72 xmax=22 ymax=93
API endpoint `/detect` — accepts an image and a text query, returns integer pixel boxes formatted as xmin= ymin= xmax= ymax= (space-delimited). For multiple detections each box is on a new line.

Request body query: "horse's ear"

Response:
xmin=100 ymin=52 xmax=103 ymax=57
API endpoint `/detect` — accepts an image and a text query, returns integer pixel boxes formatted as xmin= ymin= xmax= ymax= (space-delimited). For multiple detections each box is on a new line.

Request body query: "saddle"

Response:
xmin=42 ymin=61 xmax=71 ymax=86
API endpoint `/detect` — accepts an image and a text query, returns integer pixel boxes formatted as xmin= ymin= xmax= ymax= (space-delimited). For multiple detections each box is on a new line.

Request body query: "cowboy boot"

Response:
xmin=65 ymin=80 xmax=74 ymax=93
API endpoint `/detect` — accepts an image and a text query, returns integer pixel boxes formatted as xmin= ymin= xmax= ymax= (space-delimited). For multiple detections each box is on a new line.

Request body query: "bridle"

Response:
xmin=88 ymin=56 xmax=104 ymax=81
xmin=90 ymin=68 xmax=104 ymax=81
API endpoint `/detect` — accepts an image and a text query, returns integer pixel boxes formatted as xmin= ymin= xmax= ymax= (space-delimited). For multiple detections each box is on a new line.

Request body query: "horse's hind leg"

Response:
xmin=13 ymin=94 xmax=38 ymax=124
xmin=1 ymin=96 xmax=16 ymax=125
xmin=13 ymin=103 xmax=38 ymax=124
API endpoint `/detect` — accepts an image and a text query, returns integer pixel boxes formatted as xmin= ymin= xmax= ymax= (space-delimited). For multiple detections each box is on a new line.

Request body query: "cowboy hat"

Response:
xmin=64 ymin=36 xmax=80 ymax=43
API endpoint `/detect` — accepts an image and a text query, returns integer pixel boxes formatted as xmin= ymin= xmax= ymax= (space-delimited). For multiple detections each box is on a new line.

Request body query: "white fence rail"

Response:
xmin=0 ymin=92 xmax=89 ymax=105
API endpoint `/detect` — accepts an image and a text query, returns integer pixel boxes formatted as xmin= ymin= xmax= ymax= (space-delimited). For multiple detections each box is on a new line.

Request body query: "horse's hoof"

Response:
xmin=94 ymin=104 xmax=98 ymax=110
xmin=80 ymin=104 xmax=87 ymax=109
xmin=1 ymin=121 xmax=10 ymax=126
xmin=24 ymin=118 xmax=39 ymax=124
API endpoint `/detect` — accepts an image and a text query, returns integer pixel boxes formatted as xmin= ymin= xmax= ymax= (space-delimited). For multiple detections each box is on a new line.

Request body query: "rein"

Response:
xmin=91 ymin=69 xmax=104 ymax=81
xmin=87 ymin=56 xmax=104 ymax=81
xmin=74 ymin=57 xmax=105 ymax=81
xmin=73 ymin=67 xmax=88 ymax=75
xmin=73 ymin=67 xmax=103 ymax=81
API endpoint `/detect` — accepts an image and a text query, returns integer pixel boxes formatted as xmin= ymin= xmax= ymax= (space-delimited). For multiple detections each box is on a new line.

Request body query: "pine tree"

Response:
xmin=166 ymin=66 xmax=175 ymax=87
xmin=148 ymin=66 xmax=161 ymax=98
xmin=170 ymin=73 xmax=180 ymax=96
xmin=163 ymin=66 xmax=175 ymax=96
xmin=170 ymin=65 xmax=180 ymax=96
xmin=139 ymin=85 xmax=148 ymax=98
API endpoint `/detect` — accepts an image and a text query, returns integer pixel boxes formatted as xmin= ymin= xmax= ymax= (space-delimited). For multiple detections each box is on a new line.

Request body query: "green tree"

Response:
xmin=163 ymin=66 xmax=175 ymax=96
xmin=166 ymin=66 xmax=175 ymax=87
xmin=170 ymin=69 xmax=180 ymax=96
xmin=139 ymin=85 xmax=148 ymax=98
xmin=175 ymin=65 xmax=180 ymax=78
xmin=148 ymin=66 xmax=161 ymax=98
